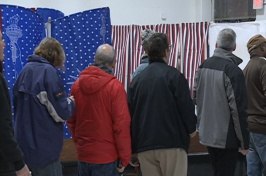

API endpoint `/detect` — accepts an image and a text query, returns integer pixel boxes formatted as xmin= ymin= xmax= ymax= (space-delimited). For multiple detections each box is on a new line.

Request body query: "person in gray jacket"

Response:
xmin=244 ymin=34 xmax=266 ymax=176
xmin=131 ymin=29 xmax=156 ymax=81
xmin=193 ymin=28 xmax=249 ymax=176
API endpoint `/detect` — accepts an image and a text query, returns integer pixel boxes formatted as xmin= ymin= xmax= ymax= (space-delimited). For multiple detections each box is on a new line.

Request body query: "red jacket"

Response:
xmin=67 ymin=66 xmax=131 ymax=166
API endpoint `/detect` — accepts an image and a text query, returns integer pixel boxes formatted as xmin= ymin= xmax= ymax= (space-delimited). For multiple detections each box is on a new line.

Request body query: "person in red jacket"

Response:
xmin=67 ymin=44 xmax=131 ymax=176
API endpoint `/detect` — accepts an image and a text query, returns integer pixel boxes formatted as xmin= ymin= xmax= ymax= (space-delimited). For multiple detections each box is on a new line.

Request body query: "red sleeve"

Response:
xmin=67 ymin=82 xmax=77 ymax=143
xmin=111 ymin=81 xmax=132 ymax=166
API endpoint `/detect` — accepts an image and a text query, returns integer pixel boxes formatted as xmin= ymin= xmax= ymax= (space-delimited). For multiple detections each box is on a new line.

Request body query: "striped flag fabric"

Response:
xmin=112 ymin=22 xmax=209 ymax=95
xmin=180 ymin=22 xmax=209 ymax=95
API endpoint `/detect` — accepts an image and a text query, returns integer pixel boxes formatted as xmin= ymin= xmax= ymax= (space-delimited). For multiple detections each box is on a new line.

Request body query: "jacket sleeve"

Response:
xmin=0 ymin=75 xmax=25 ymax=171
xmin=111 ymin=81 xmax=131 ymax=167
xmin=193 ymin=70 xmax=200 ymax=105
xmin=67 ymin=82 xmax=78 ymax=143
xmin=260 ymin=64 xmax=266 ymax=97
xmin=38 ymin=68 xmax=75 ymax=122
xmin=225 ymin=66 xmax=249 ymax=149
xmin=174 ymin=73 xmax=197 ymax=134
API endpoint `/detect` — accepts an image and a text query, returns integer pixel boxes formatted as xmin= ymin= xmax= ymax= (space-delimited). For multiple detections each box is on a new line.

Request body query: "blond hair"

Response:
xmin=34 ymin=37 xmax=65 ymax=69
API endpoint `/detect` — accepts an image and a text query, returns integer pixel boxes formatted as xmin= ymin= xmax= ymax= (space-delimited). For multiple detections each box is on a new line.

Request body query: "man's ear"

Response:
xmin=260 ymin=43 xmax=266 ymax=51
xmin=232 ymin=44 xmax=236 ymax=51
xmin=111 ymin=58 xmax=117 ymax=68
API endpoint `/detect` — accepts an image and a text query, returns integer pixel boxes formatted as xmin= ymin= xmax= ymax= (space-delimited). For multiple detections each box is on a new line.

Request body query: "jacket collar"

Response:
xmin=149 ymin=59 xmax=167 ymax=64
xmin=140 ymin=58 xmax=149 ymax=64
xmin=213 ymin=48 xmax=243 ymax=66
xmin=90 ymin=63 xmax=113 ymax=75
xmin=28 ymin=55 xmax=52 ymax=65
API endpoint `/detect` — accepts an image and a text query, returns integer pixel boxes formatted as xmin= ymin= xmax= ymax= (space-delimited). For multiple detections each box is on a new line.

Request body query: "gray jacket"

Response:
xmin=193 ymin=48 xmax=249 ymax=149
xmin=131 ymin=57 xmax=149 ymax=81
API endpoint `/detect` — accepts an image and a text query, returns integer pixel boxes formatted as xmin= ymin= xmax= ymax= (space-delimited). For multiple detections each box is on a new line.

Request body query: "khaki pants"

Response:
xmin=138 ymin=148 xmax=187 ymax=176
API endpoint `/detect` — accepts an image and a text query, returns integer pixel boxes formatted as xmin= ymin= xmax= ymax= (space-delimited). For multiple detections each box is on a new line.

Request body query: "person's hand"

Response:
xmin=117 ymin=160 xmax=125 ymax=173
xmin=69 ymin=95 xmax=75 ymax=101
xmin=129 ymin=154 xmax=140 ymax=167
xmin=239 ymin=148 xmax=249 ymax=155
xmin=15 ymin=164 xmax=31 ymax=176
xmin=189 ymin=131 xmax=197 ymax=138
xmin=117 ymin=166 xmax=125 ymax=173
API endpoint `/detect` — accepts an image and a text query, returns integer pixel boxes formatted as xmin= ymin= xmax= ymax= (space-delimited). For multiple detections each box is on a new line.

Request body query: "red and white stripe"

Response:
xmin=112 ymin=22 xmax=210 ymax=93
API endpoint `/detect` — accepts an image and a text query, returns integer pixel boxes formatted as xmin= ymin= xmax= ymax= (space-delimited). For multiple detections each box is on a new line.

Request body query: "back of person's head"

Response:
xmin=147 ymin=33 xmax=169 ymax=62
xmin=246 ymin=34 xmax=266 ymax=58
xmin=95 ymin=44 xmax=116 ymax=68
xmin=216 ymin=28 xmax=236 ymax=51
xmin=34 ymin=37 xmax=65 ymax=69
xmin=141 ymin=29 xmax=156 ymax=51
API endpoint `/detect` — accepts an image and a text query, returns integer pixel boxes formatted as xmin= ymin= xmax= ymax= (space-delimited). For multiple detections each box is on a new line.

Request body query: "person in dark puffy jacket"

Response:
xmin=13 ymin=37 xmax=75 ymax=176
xmin=0 ymin=31 xmax=31 ymax=176
xmin=128 ymin=33 xmax=197 ymax=176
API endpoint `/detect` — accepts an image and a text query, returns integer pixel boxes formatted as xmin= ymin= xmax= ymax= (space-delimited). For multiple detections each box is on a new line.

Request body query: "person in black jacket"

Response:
xmin=0 ymin=31 xmax=31 ymax=176
xmin=128 ymin=33 xmax=197 ymax=176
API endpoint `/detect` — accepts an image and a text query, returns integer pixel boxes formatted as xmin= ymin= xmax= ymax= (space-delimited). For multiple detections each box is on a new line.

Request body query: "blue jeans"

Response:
xmin=30 ymin=159 xmax=62 ymax=176
xmin=247 ymin=132 xmax=266 ymax=176
xmin=78 ymin=160 xmax=119 ymax=176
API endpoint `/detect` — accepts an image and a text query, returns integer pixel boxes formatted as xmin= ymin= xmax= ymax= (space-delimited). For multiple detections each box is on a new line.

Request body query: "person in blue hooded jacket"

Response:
xmin=13 ymin=37 xmax=75 ymax=176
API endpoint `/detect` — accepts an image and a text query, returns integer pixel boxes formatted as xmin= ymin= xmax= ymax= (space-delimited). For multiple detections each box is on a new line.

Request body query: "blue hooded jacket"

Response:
xmin=13 ymin=55 xmax=75 ymax=167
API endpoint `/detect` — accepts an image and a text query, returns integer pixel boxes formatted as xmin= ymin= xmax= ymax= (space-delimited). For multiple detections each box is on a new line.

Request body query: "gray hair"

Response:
xmin=95 ymin=44 xmax=116 ymax=66
xmin=216 ymin=28 xmax=236 ymax=51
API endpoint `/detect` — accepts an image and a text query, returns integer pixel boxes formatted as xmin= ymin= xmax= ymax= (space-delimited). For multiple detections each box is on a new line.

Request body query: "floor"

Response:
xmin=62 ymin=154 xmax=247 ymax=176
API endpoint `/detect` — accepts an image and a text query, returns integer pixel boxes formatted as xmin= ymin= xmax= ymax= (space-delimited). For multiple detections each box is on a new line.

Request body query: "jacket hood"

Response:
xmin=79 ymin=66 xmax=115 ymax=95
xmin=213 ymin=48 xmax=243 ymax=65
xmin=28 ymin=55 xmax=51 ymax=64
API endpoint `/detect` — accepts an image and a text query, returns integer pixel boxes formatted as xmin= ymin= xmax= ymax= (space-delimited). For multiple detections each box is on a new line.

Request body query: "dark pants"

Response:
xmin=207 ymin=147 xmax=238 ymax=176
xmin=0 ymin=172 xmax=16 ymax=176
xmin=30 ymin=159 xmax=62 ymax=176
xmin=247 ymin=132 xmax=266 ymax=176
xmin=78 ymin=160 xmax=119 ymax=176
xmin=0 ymin=157 xmax=16 ymax=176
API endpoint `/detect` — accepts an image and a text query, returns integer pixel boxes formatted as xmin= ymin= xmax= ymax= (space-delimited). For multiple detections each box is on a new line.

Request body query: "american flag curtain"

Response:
xmin=35 ymin=8 xmax=65 ymax=38
xmin=51 ymin=7 xmax=112 ymax=138
xmin=1 ymin=5 xmax=208 ymax=139
xmin=112 ymin=22 xmax=209 ymax=93
xmin=181 ymin=22 xmax=209 ymax=94
xmin=112 ymin=25 xmax=131 ymax=88
xmin=0 ymin=5 xmax=45 ymax=99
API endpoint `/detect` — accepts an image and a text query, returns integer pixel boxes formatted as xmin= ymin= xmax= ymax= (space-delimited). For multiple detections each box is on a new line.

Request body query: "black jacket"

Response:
xmin=0 ymin=73 xmax=25 ymax=174
xmin=128 ymin=60 xmax=197 ymax=153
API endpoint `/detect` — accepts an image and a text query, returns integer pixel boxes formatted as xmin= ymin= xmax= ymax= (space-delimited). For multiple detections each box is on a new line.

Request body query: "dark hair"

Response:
xmin=147 ymin=33 xmax=169 ymax=62
xmin=34 ymin=37 xmax=65 ymax=69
